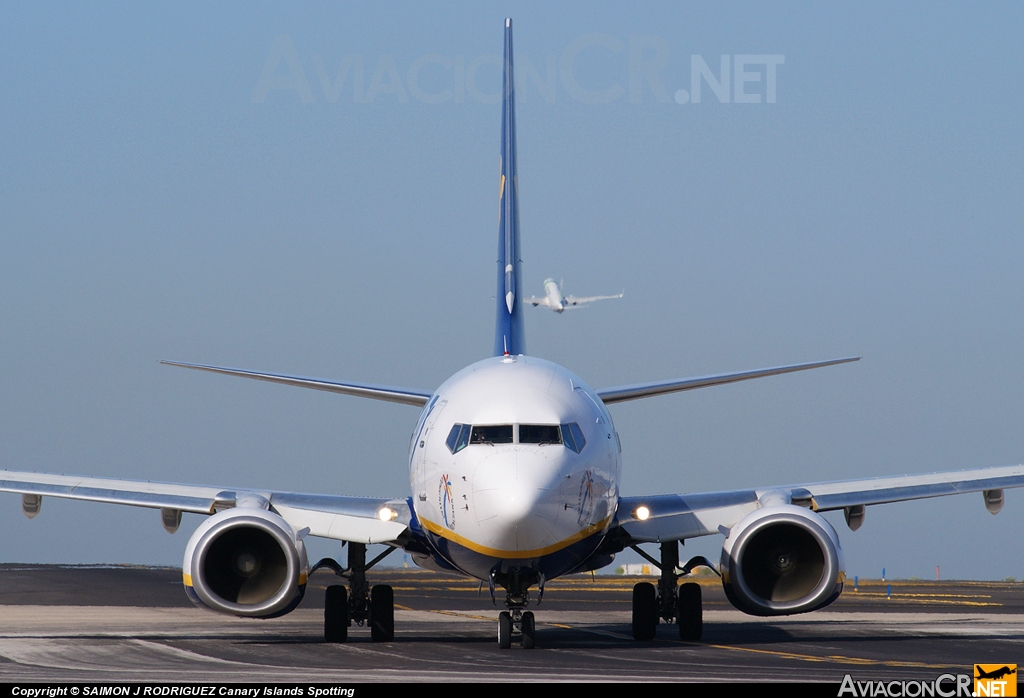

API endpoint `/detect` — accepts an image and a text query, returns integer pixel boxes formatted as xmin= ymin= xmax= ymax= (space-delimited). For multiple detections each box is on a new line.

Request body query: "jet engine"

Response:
xmin=720 ymin=504 xmax=844 ymax=616
xmin=183 ymin=506 xmax=309 ymax=618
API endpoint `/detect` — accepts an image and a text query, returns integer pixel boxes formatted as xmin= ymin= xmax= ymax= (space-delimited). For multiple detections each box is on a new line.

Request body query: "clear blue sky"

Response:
xmin=1 ymin=2 xmax=1022 ymax=581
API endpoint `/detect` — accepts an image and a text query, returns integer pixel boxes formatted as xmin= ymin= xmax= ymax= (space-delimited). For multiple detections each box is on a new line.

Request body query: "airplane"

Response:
xmin=2 ymin=19 xmax=1024 ymax=651
xmin=975 ymin=666 xmax=1016 ymax=681
xmin=526 ymin=278 xmax=623 ymax=313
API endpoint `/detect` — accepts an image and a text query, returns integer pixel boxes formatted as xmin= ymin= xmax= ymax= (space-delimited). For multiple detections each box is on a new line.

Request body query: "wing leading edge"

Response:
xmin=563 ymin=291 xmax=624 ymax=307
xmin=595 ymin=357 xmax=860 ymax=405
xmin=161 ymin=360 xmax=432 ymax=407
xmin=618 ymin=463 xmax=1024 ymax=543
xmin=0 ymin=470 xmax=409 ymax=545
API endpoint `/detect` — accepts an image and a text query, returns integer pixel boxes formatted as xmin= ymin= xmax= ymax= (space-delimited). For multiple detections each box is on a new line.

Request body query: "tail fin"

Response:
xmin=494 ymin=18 xmax=525 ymax=357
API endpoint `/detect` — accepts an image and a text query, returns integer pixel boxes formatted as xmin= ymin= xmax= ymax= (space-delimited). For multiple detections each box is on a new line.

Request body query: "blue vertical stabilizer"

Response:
xmin=493 ymin=18 xmax=526 ymax=357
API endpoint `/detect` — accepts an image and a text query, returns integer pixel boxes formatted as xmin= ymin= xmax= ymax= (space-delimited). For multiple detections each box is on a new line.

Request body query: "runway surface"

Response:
xmin=0 ymin=565 xmax=1021 ymax=682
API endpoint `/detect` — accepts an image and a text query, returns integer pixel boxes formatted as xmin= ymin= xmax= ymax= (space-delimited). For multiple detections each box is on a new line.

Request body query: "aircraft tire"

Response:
xmin=324 ymin=585 xmax=348 ymax=643
xmin=521 ymin=610 xmax=536 ymax=649
xmin=497 ymin=611 xmax=513 ymax=649
xmin=632 ymin=582 xmax=657 ymax=641
xmin=369 ymin=584 xmax=395 ymax=642
xmin=677 ymin=582 xmax=702 ymax=641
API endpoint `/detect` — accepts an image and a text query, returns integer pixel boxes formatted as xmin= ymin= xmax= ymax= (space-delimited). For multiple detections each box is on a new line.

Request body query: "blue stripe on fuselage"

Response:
xmin=494 ymin=18 xmax=526 ymax=357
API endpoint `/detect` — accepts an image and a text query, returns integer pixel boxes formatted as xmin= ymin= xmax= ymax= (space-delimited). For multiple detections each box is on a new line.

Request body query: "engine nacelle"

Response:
xmin=183 ymin=507 xmax=309 ymax=618
xmin=720 ymin=504 xmax=844 ymax=616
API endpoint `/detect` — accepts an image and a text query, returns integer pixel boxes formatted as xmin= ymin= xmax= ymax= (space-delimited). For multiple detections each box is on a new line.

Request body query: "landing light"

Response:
xmin=634 ymin=506 xmax=650 ymax=521
xmin=378 ymin=507 xmax=398 ymax=522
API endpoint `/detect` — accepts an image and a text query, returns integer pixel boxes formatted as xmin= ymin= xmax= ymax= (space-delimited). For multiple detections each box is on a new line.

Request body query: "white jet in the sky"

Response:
xmin=2 ymin=20 xmax=1023 ymax=650
xmin=526 ymin=278 xmax=623 ymax=313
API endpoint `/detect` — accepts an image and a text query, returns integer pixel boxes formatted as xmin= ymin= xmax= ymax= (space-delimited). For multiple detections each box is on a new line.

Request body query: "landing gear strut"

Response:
xmin=317 ymin=542 xmax=396 ymax=643
xmin=629 ymin=541 xmax=708 ymax=642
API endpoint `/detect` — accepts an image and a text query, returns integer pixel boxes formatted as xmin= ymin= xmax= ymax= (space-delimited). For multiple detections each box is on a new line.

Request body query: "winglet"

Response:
xmin=493 ymin=18 xmax=526 ymax=357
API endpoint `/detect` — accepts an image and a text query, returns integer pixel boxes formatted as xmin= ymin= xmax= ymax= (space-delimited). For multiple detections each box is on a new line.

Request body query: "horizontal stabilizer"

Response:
xmin=161 ymin=361 xmax=432 ymax=406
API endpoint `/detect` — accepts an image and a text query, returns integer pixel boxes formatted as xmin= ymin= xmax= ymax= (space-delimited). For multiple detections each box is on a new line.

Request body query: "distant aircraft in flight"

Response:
xmin=2 ymin=19 xmax=1023 ymax=652
xmin=526 ymin=278 xmax=623 ymax=313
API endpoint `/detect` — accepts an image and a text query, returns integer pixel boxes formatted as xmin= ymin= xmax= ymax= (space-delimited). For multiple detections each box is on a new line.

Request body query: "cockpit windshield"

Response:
xmin=470 ymin=424 xmax=513 ymax=445
xmin=519 ymin=424 xmax=562 ymax=445
xmin=444 ymin=422 xmax=586 ymax=453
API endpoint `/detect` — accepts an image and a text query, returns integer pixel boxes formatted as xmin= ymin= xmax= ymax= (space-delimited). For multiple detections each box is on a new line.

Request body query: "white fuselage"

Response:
xmin=407 ymin=355 xmax=621 ymax=580
xmin=543 ymin=279 xmax=566 ymax=313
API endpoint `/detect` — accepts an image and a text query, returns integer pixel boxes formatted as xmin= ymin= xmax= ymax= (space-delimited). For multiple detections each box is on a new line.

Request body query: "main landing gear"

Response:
xmin=629 ymin=541 xmax=714 ymax=642
xmin=315 ymin=542 xmax=396 ymax=643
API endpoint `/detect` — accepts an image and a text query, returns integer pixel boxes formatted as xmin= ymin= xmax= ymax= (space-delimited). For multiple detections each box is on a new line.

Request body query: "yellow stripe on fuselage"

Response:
xmin=420 ymin=515 xmax=613 ymax=559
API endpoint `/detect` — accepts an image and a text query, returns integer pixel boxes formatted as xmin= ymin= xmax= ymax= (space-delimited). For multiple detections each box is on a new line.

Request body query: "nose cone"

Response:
xmin=488 ymin=476 xmax=535 ymax=522
xmin=472 ymin=449 xmax=564 ymax=554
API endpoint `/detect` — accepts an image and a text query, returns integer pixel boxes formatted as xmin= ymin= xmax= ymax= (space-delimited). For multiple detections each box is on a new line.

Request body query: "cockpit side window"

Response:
xmin=561 ymin=422 xmax=586 ymax=453
xmin=470 ymin=425 xmax=513 ymax=445
xmin=519 ymin=424 xmax=562 ymax=445
xmin=445 ymin=424 xmax=471 ymax=454
xmin=411 ymin=395 xmax=441 ymax=452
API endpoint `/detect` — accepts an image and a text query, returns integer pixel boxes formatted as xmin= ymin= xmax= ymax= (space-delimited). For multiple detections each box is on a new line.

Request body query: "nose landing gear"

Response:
xmin=497 ymin=608 xmax=536 ymax=649
xmin=494 ymin=568 xmax=538 ymax=649
xmin=495 ymin=609 xmax=536 ymax=646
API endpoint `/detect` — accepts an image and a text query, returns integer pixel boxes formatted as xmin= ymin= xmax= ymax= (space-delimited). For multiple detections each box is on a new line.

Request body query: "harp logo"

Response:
xmin=439 ymin=473 xmax=456 ymax=530
xmin=576 ymin=470 xmax=595 ymax=525
xmin=975 ymin=665 xmax=1017 ymax=697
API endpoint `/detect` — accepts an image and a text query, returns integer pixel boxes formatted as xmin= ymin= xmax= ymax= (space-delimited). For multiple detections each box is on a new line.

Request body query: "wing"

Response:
xmin=525 ymin=296 xmax=552 ymax=307
xmin=563 ymin=292 xmax=623 ymax=307
xmin=618 ymin=463 xmax=1024 ymax=542
xmin=0 ymin=469 xmax=408 ymax=545
xmin=595 ymin=357 xmax=860 ymax=404
xmin=161 ymin=361 xmax=432 ymax=407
